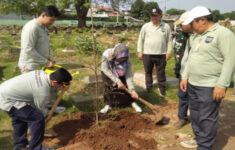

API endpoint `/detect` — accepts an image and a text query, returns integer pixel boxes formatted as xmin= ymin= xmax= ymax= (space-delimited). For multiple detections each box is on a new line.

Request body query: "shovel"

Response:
xmin=46 ymin=90 xmax=66 ymax=124
xmin=43 ymin=89 xmax=66 ymax=137
xmin=44 ymin=71 xmax=79 ymax=137
xmin=123 ymin=87 xmax=163 ymax=123
xmin=45 ymin=71 xmax=79 ymax=124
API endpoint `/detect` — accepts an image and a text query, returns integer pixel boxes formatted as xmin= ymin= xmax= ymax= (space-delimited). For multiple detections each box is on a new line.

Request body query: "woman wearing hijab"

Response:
xmin=100 ymin=43 xmax=142 ymax=114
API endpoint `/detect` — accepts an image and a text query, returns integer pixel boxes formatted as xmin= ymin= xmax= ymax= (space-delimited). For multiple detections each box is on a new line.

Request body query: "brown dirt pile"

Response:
xmin=50 ymin=111 xmax=160 ymax=150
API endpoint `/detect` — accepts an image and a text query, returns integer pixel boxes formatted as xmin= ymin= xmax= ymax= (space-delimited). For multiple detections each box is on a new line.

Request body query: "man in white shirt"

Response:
xmin=18 ymin=5 xmax=60 ymax=73
xmin=137 ymin=8 xmax=173 ymax=96
xmin=18 ymin=5 xmax=63 ymax=112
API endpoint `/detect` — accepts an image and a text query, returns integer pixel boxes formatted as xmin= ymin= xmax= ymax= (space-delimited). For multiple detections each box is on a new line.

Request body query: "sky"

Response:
xmin=144 ymin=0 xmax=235 ymax=13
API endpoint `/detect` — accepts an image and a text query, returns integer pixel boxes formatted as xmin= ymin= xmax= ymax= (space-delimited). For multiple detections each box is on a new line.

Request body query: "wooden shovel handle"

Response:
xmin=123 ymin=87 xmax=156 ymax=110
xmin=46 ymin=90 xmax=66 ymax=124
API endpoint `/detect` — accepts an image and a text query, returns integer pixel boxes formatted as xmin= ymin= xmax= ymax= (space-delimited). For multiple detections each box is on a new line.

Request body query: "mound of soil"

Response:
xmin=47 ymin=111 xmax=160 ymax=150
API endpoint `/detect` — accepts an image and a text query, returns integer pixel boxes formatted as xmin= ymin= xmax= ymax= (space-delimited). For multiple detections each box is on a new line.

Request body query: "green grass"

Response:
xmin=166 ymin=55 xmax=176 ymax=77
xmin=0 ymin=62 xmax=21 ymax=82
xmin=0 ymin=110 xmax=13 ymax=150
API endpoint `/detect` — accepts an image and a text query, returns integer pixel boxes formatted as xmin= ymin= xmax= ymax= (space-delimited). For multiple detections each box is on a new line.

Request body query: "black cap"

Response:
xmin=151 ymin=8 xmax=162 ymax=15
xmin=50 ymin=68 xmax=72 ymax=84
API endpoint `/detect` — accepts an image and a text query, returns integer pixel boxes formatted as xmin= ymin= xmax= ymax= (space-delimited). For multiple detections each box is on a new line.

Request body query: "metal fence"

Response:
xmin=0 ymin=19 xmax=139 ymax=26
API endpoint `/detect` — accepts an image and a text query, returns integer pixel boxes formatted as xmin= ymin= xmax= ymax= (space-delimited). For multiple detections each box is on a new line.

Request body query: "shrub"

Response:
xmin=75 ymin=34 xmax=102 ymax=56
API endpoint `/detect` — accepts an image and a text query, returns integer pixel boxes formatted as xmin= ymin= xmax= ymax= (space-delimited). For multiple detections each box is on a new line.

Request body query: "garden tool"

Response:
xmin=42 ymin=65 xmax=79 ymax=137
xmin=45 ymin=69 xmax=79 ymax=124
xmin=123 ymin=87 xmax=163 ymax=124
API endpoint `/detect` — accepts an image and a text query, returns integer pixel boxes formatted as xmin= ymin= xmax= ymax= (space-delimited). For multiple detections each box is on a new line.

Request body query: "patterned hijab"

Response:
xmin=103 ymin=43 xmax=130 ymax=77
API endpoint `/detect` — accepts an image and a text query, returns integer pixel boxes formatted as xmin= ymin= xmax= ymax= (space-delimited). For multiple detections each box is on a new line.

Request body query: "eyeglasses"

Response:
xmin=62 ymin=82 xmax=70 ymax=88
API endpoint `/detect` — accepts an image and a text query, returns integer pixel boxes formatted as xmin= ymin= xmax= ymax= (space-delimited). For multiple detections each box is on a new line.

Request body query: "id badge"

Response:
xmin=205 ymin=36 xmax=214 ymax=43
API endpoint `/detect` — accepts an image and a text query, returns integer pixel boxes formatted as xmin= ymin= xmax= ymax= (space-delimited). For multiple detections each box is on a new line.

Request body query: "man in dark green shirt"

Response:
xmin=172 ymin=12 xmax=190 ymax=129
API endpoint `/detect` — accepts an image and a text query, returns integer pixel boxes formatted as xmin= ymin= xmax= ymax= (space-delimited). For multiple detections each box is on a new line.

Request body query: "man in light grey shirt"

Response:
xmin=18 ymin=5 xmax=61 ymax=111
xmin=0 ymin=68 xmax=72 ymax=150
xmin=137 ymin=7 xmax=173 ymax=96
xmin=18 ymin=5 xmax=60 ymax=73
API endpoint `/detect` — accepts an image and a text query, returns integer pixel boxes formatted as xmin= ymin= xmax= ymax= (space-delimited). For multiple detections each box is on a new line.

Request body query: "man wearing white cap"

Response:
xmin=137 ymin=7 xmax=173 ymax=96
xmin=172 ymin=11 xmax=194 ymax=129
xmin=180 ymin=6 xmax=235 ymax=150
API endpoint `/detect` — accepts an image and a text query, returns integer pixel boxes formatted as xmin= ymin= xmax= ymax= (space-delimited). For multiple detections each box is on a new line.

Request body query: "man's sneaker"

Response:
xmin=54 ymin=106 xmax=66 ymax=114
xmin=42 ymin=146 xmax=55 ymax=150
xmin=100 ymin=105 xmax=111 ymax=114
xmin=173 ymin=119 xmax=187 ymax=129
xmin=158 ymin=88 xmax=165 ymax=97
xmin=131 ymin=102 xmax=142 ymax=113
xmin=180 ymin=139 xmax=197 ymax=149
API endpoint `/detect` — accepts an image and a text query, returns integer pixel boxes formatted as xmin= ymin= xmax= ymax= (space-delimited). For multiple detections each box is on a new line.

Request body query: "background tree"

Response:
xmin=166 ymin=8 xmax=185 ymax=15
xmin=58 ymin=0 xmax=72 ymax=9
xmin=222 ymin=11 xmax=235 ymax=20
xmin=142 ymin=2 xmax=159 ymax=21
xmin=211 ymin=10 xmax=224 ymax=22
xmin=0 ymin=0 xmax=90 ymax=28
xmin=74 ymin=0 xmax=90 ymax=28
xmin=130 ymin=0 xmax=144 ymax=19
xmin=0 ymin=0 xmax=55 ymax=17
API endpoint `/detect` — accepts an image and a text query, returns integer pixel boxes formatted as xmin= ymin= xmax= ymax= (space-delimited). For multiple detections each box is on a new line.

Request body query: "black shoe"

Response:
xmin=158 ymin=88 xmax=165 ymax=97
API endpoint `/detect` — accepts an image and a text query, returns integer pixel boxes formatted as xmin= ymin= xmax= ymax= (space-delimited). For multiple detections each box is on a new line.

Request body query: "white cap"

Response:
xmin=174 ymin=11 xmax=190 ymax=26
xmin=182 ymin=6 xmax=211 ymax=25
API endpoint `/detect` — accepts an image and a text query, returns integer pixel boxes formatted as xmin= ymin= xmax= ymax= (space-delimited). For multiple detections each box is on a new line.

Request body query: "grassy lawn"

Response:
xmin=0 ymin=25 xmax=179 ymax=150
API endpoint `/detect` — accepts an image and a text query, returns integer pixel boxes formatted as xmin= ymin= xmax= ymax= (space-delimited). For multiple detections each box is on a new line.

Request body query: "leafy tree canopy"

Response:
xmin=130 ymin=0 xmax=144 ymax=19
xmin=142 ymin=2 xmax=159 ymax=21
xmin=166 ymin=8 xmax=185 ymax=15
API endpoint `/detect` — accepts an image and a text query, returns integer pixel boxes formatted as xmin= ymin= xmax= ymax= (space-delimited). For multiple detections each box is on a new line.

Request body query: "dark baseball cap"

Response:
xmin=50 ymin=68 xmax=72 ymax=84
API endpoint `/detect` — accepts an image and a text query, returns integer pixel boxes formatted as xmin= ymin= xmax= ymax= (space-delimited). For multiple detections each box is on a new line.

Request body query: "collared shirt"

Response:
xmin=0 ymin=70 xmax=51 ymax=116
xmin=180 ymin=33 xmax=198 ymax=75
xmin=182 ymin=23 xmax=235 ymax=88
xmin=137 ymin=21 xmax=173 ymax=55
xmin=19 ymin=18 xmax=51 ymax=70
